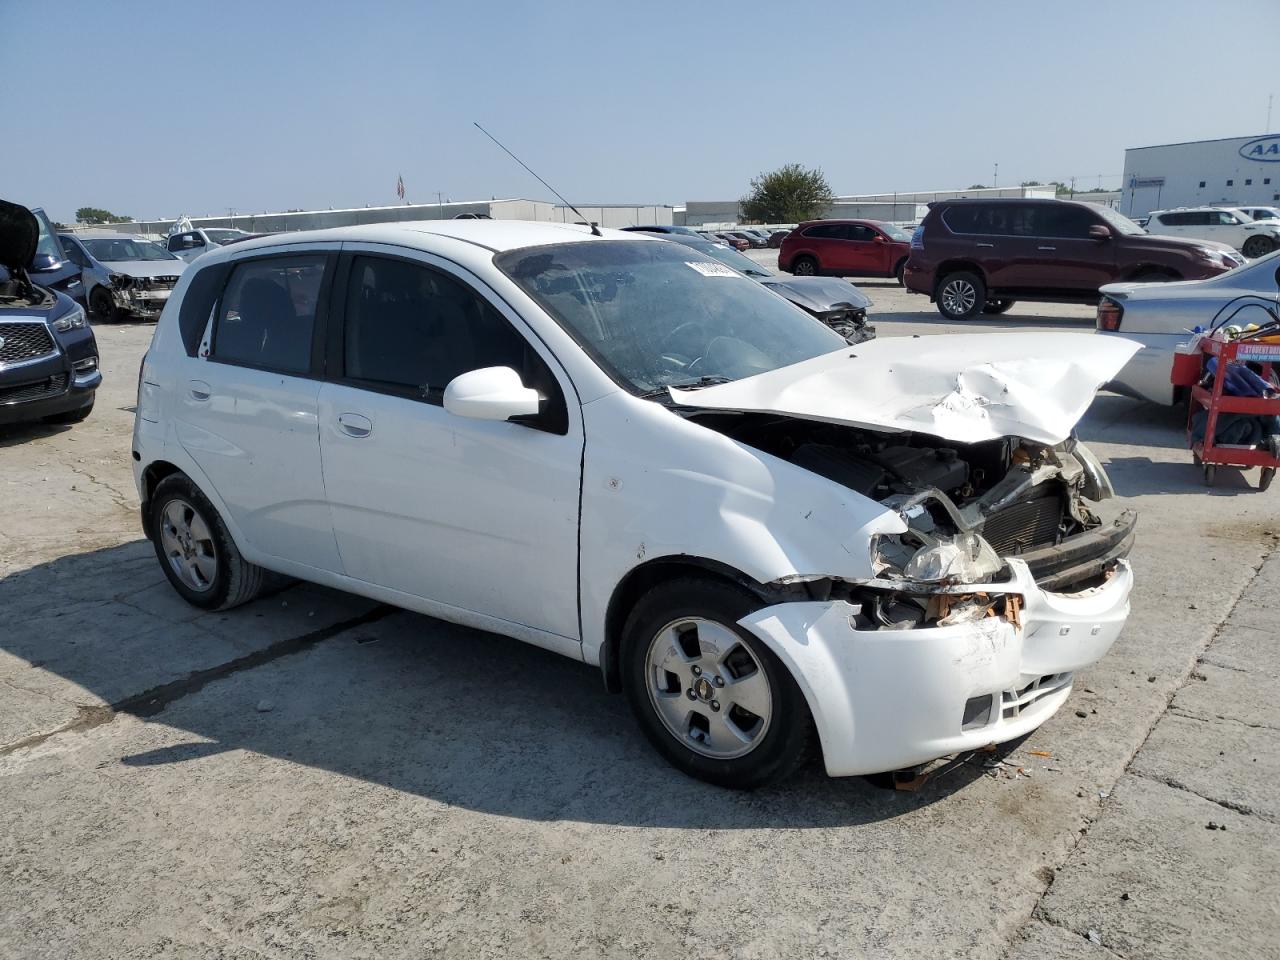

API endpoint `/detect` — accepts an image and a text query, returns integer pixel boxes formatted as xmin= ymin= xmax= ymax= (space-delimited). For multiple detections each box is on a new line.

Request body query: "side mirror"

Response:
xmin=1089 ymin=224 xmax=1112 ymax=241
xmin=443 ymin=366 xmax=541 ymax=422
xmin=29 ymin=252 xmax=61 ymax=271
xmin=1274 ymin=265 xmax=1280 ymax=288
xmin=872 ymin=234 xmax=886 ymax=243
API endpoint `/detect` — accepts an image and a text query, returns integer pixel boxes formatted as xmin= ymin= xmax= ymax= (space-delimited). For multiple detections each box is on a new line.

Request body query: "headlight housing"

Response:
xmin=51 ymin=304 xmax=87 ymax=333
xmin=902 ymin=532 xmax=1003 ymax=583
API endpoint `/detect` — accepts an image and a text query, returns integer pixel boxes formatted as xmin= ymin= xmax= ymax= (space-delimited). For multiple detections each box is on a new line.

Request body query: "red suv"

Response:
xmin=904 ymin=198 xmax=1245 ymax=320
xmin=778 ymin=219 xmax=913 ymax=283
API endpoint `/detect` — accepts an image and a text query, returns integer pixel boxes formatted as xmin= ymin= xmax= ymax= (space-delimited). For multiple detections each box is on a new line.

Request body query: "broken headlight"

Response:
xmin=903 ymin=532 xmax=1002 ymax=583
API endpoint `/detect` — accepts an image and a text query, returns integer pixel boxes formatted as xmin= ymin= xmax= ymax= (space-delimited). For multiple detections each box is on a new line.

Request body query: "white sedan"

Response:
xmin=1097 ymin=250 xmax=1280 ymax=405
xmin=134 ymin=221 xmax=1137 ymax=787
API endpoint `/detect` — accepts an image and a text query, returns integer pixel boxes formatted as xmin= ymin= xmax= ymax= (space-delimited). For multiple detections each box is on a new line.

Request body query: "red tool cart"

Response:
xmin=1172 ymin=334 xmax=1280 ymax=489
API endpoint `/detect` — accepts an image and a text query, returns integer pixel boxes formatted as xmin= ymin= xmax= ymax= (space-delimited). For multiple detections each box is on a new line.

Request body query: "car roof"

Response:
xmin=203 ymin=219 xmax=618 ymax=258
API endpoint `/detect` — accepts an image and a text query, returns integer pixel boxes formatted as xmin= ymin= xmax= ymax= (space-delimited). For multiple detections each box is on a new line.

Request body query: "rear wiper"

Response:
xmin=637 ymin=375 xmax=734 ymax=400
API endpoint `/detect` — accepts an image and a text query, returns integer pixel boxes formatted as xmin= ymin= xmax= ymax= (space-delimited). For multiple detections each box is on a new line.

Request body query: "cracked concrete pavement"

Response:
xmin=1 ymin=288 xmax=1278 ymax=959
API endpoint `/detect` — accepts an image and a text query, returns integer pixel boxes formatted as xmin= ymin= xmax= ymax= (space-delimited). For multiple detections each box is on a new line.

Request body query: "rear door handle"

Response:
xmin=188 ymin=379 xmax=211 ymax=401
xmin=337 ymin=413 xmax=373 ymax=438
xmin=1037 ymin=246 xmax=1057 ymax=251
xmin=976 ymin=242 xmax=995 ymax=248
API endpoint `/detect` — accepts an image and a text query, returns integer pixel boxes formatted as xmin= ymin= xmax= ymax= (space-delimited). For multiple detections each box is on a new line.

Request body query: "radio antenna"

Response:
xmin=474 ymin=122 xmax=601 ymax=236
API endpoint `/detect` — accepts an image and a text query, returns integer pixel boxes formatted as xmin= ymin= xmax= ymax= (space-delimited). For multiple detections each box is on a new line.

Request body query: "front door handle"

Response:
xmin=188 ymin=380 xmax=211 ymax=401
xmin=1037 ymin=246 xmax=1057 ymax=251
xmin=337 ymin=413 xmax=373 ymax=438
xmin=976 ymin=242 xmax=995 ymax=248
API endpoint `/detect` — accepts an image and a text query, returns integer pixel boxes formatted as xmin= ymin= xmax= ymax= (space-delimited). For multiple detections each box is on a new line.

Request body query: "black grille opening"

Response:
xmin=0 ymin=373 xmax=68 ymax=404
xmin=981 ymin=489 xmax=1064 ymax=556
xmin=0 ymin=322 xmax=56 ymax=364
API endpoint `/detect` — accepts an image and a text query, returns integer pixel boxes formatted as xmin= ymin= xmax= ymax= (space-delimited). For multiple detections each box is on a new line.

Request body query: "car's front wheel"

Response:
xmin=89 ymin=287 xmax=117 ymax=322
xmin=790 ymin=255 xmax=818 ymax=276
xmin=936 ymin=271 xmax=986 ymax=320
xmin=621 ymin=578 xmax=813 ymax=789
xmin=1242 ymin=235 xmax=1276 ymax=258
xmin=150 ymin=473 xmax=267 ymax=610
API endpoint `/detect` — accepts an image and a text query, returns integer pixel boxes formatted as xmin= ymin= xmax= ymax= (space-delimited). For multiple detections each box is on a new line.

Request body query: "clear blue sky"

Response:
xmin=5 ymin=0 xmax=1277 ymax=223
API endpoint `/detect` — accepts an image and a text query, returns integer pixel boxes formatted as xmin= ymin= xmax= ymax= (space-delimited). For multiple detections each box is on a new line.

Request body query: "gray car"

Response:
xmin=59 ymin=232 xmax=188 ymax=321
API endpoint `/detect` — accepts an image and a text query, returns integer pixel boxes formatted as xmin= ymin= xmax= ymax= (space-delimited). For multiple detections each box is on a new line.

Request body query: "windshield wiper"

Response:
xmin=637 ymin=375 xmax=734 ymax=400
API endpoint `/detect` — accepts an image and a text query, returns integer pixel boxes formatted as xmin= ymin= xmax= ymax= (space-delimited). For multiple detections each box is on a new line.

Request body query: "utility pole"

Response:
xmin=1268 ymin=93 xmax=1274 ymax=132
xmin=437 ymin=191 xmax=443 ymax=219
xmin=993 ymin=163 xmax=998 ymax=189
xmin=1070 ymin=177 xmax=1076 ymax=199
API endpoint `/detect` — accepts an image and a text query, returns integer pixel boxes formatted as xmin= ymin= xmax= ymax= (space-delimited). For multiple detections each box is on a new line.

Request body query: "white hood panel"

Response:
xmin=671 ymin=333 xmax=1141 ymax=445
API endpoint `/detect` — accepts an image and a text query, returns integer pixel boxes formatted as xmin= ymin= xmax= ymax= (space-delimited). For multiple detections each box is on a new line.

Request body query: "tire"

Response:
xmin=984 ymin=299 xmax=1016 ymax=315
xmin=1242 ymin=235 xmax=1276 ymax=259
xmin=43 ymin=400 xmax=93 ymax=424
xmin=150 ymin=473 xmax=266 ymax=610
xmin=1261 ymin=467 xmax=1275 ymax=491
xmin=936 ymin=271 xmax=986 ymax=321
xmin=791 ymin=255 xmax=818 ymax=277
xmin=1203 ymin=464 xmax=1216 ymax=487
xmin=894 ymin=259 xmax=907 ymax=285
xmin=89 ymin=286 xmax=117 ymax=322
xmin=621 ymin=577 xmax=814 ymax=789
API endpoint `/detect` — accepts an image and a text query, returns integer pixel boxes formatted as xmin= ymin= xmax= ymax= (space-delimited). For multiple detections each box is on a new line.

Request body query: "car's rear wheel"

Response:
xmin=936 ymin=271 xmax=986 ymax=320
xmin=89 ymin=287 xmax=117 ymax=322
xmin=1242 ymin=235 xmax=1276 ymax=258
xmin=150 ymin=473 xmax=266 ymax=610
xmin=621 ymin=578 xmax=813 ymax=789
xmin=791 ymin=255 xmax=818 ymax=276
xmin=894 ymin=259 xmax=907 ymax=285
xmin=984 ymin=298 xmax=1016 ymax=315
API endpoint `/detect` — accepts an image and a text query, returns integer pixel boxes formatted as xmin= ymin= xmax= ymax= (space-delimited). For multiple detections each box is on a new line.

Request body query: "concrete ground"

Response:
xmin=2 ymin=259 xmax=1277 ymax=959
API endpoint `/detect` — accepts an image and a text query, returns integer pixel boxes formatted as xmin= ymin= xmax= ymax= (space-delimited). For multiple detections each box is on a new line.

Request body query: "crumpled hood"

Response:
xmin=757 ymin=275 xmax=872 ymax=313
xmin=670 ymin=333 xmax=1141 ymax=445
xmin=105 ymin=259 xmax=187 ymax=279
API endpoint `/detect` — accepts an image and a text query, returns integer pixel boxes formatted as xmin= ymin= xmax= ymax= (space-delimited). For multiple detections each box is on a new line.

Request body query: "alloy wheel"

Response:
xmin=941 ymin=278 xmax=977 ymax=315
xmin=159 ymin=499 xmax=218 ymax=592
xmin=644 ymin=616 xmax=772 ymax=759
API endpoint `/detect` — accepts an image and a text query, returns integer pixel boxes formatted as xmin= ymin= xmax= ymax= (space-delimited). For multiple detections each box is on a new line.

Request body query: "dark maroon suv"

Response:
xmin=903 ymin=198 xmax=1245 ymax=320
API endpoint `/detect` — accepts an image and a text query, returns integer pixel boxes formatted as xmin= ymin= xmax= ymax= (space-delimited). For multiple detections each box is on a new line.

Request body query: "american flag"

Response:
xmin=396 ymin=174 xmax=405 ymax=201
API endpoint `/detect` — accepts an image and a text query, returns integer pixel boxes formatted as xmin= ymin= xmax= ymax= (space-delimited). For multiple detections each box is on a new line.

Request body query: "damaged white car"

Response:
xmin=133 ymin=221 xmax=1139 ymax=788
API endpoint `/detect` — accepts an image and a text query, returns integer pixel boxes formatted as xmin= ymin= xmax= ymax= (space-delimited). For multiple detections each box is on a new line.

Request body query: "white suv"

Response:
xmin=133 ymin=221 xmax=1137 ymax=787
xmin=1146 ymin=206 xmax=1280 ymax=258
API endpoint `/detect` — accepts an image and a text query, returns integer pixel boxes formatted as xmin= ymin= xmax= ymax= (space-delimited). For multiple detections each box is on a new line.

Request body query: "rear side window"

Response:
xmin=340 ymin=255 xmax=567 ymax=431
xmin=942 ymin=204 xmax=1036 ymax=236
xmin=212 ymin=256 xmax=326 ymax=374
xmin=177 ymin=261 xmax=232 ymax=356
xmin=802 ymin=224 xmax=843 ymax=239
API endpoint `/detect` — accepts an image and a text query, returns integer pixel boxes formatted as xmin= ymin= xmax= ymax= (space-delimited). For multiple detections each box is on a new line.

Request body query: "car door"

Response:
xmin=1017 ymin=204 xmax=1116 ymax=293
xmin=176 ymin=248 xmax=345 ymax=573
xmin=843 ymin=223 xmax=887 ymax=275
xmin=316 ymin=246 xmax=584 ymax=645
xmin=1209 ymin=209 xmax=1247 ymax=248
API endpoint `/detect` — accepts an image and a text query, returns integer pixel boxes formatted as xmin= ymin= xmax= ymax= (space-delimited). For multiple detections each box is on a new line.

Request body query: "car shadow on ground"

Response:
xmin=2 ymin=541 xmax=1010 ymax=830
xmin=0 ymin=421 xmax=74 ymax=447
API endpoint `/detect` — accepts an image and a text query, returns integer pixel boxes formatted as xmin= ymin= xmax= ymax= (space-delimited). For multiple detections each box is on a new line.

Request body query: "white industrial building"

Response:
xmin=1121 ymin=133 xmax=1280 ymax=217
xmin=92 ymin=198 xmax=674 ymax=238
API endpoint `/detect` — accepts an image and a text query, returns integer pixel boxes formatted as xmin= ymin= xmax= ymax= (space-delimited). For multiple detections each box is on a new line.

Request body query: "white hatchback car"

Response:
xmin=1146 ymin=206 xmax=1280 ymax=259
xmin=134 ymin=221 xmax=1138 ymax=788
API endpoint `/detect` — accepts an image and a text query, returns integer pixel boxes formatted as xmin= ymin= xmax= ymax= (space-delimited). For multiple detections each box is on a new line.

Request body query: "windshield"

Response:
xmin=879 ymin=223 xmax=911 ymax=241
xmin=83 ymin=238 xmax=179 ymax=262
xmin=496 ymin=240 xmax=845 ymax=394
xmin=1092 ymin=206 xmax=1146 ymax=236
xmin=205 ymin=229 xmax=247 ymax=244
xmin=693 ymin=241 xmax=772 ymax=277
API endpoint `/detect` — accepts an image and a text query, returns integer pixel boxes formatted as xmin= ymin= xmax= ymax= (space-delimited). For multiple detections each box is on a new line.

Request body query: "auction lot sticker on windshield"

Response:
xmin=686 ymin=260 xmax=741 ymax=278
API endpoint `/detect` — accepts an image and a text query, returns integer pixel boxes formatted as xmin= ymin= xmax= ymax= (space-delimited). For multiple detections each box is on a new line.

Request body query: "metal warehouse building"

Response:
xmin=1121 ymin=133 xmax=1280 ymax=217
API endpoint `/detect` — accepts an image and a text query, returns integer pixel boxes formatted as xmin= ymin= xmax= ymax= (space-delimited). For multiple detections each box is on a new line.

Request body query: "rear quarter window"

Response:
xmin=177 ymin=262 xmax=233 ymax=357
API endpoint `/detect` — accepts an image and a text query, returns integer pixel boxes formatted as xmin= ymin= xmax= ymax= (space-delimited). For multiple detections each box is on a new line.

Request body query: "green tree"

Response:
xmin=740 ymin=164 xmax=833 ymax=223
xmin=75 ymin=207 xmax=130 ymax=224
xmin=966 ymin=184 xmax=988 ymax=190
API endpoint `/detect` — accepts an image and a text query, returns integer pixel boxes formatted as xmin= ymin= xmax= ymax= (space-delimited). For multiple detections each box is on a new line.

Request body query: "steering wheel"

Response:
xmin=658 ymin=321 xmax=707 ymax=359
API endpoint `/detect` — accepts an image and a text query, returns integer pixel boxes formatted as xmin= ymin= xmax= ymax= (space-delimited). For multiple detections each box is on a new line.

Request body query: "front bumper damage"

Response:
xmin=738 ymin=557 xmax=1133 ymax=777
xmin=108 ymin=276 xmax=176 ymax=319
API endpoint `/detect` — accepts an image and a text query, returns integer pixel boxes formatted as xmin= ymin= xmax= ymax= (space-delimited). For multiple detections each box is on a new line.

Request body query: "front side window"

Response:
xmin=496 ymin=239 xmax=845 ymax=394
xmin=341 ymin=255 xmax=566 ymax=428
xmin=212 ymin=255 xmax=326 ymax=374
xmin=1034 ymin=205 xmax=1097 ymax=239
xmin=878 ymin=223 xmax=911 ymax=242
xmin=846 ymin=224 xmax=879 ymax=242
